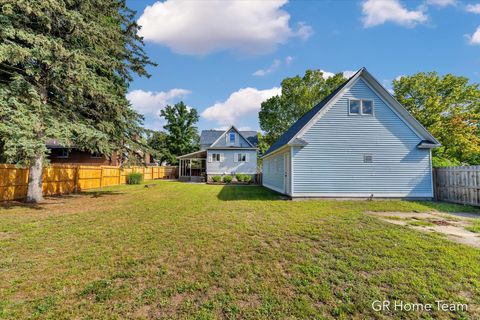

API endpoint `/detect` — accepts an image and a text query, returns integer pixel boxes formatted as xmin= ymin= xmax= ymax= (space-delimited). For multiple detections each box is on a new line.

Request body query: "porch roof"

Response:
xmin=177 ymin=150 xmax=207 ymax=159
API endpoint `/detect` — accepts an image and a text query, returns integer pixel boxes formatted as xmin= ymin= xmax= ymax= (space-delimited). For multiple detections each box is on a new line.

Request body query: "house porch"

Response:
xmin=177 ymin=150 xmax=207 ymax=182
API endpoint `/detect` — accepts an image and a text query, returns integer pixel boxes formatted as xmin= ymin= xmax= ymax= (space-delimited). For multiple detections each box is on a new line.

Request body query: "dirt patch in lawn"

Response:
xmin=368 ymin=211 xmax=480 ymax=248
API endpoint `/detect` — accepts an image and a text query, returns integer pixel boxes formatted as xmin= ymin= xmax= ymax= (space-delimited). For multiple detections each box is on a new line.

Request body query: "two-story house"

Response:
xmin=178 ymin=126 xmax=258 ymax=182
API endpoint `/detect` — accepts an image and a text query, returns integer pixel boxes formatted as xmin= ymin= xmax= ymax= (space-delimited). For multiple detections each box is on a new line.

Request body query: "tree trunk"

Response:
xmin=26 ymin=154 xmax=44 ymax=203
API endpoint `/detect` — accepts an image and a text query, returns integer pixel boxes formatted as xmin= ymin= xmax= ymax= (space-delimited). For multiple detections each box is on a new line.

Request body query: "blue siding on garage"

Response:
xmin=292 ymin=77 xmax=432 ymax=197
xmin=262 ymin=150 xmax=286 ymax=193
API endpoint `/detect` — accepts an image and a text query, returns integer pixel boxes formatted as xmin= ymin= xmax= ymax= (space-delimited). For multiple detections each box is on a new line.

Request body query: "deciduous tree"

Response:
xmin=146 ymin=130 xmax=168 ymax=164
xmin=393 ymin=72 xmax=480 ymax=165
xmin=159 ymin=102 xmax=199 ymax=164
xmin=259 ymin=70 xmax=346 ymax=146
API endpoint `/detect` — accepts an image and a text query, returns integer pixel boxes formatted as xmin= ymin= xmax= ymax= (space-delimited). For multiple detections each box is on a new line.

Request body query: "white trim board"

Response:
xmin=291 ymin=192 xmax=433 ymax=198
xmin=261 ymin=145 xmax=290 ymax=159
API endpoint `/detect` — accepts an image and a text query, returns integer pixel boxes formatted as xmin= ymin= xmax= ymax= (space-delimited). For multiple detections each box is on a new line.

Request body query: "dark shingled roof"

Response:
xmin=263 ymin=69 xmax=361 ymax=156
xmin=200 ymin=129 xmax=258 ymax=147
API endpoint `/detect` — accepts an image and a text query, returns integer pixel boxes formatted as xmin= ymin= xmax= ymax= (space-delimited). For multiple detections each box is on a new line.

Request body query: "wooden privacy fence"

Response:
xmin=0 ymin=164 xmax=177 ymax=201
xmin=433 ymin=166 xmax=480 ymax=206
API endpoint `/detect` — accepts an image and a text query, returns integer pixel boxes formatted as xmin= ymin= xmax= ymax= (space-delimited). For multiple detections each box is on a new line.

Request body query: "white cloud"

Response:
xmin=362 ymin=0 xmax=427 ymax=27
xmin=426 ymin=0 xmax=456 ymax=6
xmin=253 ymin=59 xmax=281 ymax=77
xmin=138 ymin=0 xmax=313 ymax=55
xmin=342 ymin=70 xmax=356 ymax=78
xmin=295 ymin=22 xmax=314 ymax=40
xmin=466 ymin=3 xmax=480 ymax=13
xmin=319 ymin=69 xmax=356 ymax=79
xmin=202 ymin=87 xmax=281 ymax=126
xmin=253 ymin=56 xmax=295 ymax=77
xmin=320 ymin=70 xmax=336 ymax=79
xmin=126 ymin=89 xmax=190 ymax=115
xmin=468 ymin=26 xmax=480 ymax=44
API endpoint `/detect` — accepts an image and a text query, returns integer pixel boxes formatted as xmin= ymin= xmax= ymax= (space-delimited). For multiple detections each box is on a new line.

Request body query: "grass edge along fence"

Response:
xmin=0 ymin=164 xmax=177 ymax=201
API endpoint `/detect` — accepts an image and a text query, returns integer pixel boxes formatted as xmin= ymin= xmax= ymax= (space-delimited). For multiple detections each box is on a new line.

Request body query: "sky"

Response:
xmin=125 ymin=0 xmax=480 ymax=132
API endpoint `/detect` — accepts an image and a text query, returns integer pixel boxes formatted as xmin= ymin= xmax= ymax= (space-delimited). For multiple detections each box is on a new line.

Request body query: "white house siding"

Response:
xmin=207 ymin=149 xmax=257 ymax=175
xmin=262 ymin=150 xmax=286 ymax=194
xmin=292 ymin=78 xmax=433 ymax=198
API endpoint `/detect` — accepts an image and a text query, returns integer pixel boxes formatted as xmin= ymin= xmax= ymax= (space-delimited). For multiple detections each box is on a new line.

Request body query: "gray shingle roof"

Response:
xmin=200 ymin=130 xmax=223 ymax=146
xmin=200 ymin=129 xmax=258 ymax=147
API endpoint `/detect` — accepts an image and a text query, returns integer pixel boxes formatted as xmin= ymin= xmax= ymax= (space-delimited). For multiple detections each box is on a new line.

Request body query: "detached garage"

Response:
xmin=262 ymin=68 xmax=440 ymax=199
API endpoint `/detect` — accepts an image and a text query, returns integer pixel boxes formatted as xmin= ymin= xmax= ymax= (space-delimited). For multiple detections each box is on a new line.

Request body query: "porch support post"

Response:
xmin=189 ymin=159 xmax=192 ymax=177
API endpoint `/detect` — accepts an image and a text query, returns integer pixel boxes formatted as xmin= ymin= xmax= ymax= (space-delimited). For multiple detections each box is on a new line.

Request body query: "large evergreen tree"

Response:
xmin=159 ymin=101 xmax=199 ymax=165
xmin=259 ymin=70 xmax=346 ymax=146
xmin=0 ymin=0 xmax=154 ymax=202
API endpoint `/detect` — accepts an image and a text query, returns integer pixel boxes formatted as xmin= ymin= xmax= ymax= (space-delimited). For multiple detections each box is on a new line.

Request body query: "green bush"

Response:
xmin=223 ymin=175 xmax=233 ymax=184
xmin=235 ymin=173 xmax=245 ymax=182
xmin=211 ymin=176 xmax=221 ymax=183
xmin=243 ymin=175 xmax=252 ymax=183
xmin=126 ymin=172 xmax=143 ymax=184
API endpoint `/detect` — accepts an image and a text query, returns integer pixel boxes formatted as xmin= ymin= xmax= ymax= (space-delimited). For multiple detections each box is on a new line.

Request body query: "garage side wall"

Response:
xmin=262 ymin=150 xmax=287 ymax=194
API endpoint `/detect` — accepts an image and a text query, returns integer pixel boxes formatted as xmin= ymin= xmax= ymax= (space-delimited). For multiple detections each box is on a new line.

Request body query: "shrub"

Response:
xmin=211 ymin=176 xmax=222 ymax=183
xmin=223 ymin=175 xmax=233 ymax=184
xmin=126 ymin=172 xmax=143 ymax=184
xmin=243 ymin=175 xmax=252 ymax=183
xmin=235 ymin=173 xmax=245 ymax=182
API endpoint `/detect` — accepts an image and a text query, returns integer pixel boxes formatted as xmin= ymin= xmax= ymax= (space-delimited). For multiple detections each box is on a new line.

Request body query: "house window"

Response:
xmin=362 ymin=100 xmax=373 ymax=115
xmin=237 ymin=153 xmax=247 ymax=162
xmin=57 ymin=149 xmax=69 ymax=158
xmin=229 ymin=132 xmax=235 ymax=143
xmin=363 ymin=154 xmax=373 ymax=163
xmin=91 ymin=152 xmax=102 ymax=159
xmin=350 ymin=99 xmax=374 ymax=115
xmin=211 ymin=153 xmax=221 ymax=162
xmin=349 ymin=99 xmax=361 ymax=114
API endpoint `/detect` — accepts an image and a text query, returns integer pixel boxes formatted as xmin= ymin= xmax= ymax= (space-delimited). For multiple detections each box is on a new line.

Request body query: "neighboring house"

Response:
xmin=46 ymin=139 xmax=119 ymax=165
xmin=262 ymin=68 xmax=440 ymax=199
xmin=178 ymin=126 xmax=258 ymax=182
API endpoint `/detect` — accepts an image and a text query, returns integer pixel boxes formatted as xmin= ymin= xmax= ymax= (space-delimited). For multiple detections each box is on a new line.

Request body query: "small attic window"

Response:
xmin=229 ymin=132 xmax=235 ymax=143
xmin=349 ymin=99 xmax=360 ymax=114
xmin=349 ymin=99 xmax=374 ymax=115
xmin=362 ymin=100 xmax=373 ymax=115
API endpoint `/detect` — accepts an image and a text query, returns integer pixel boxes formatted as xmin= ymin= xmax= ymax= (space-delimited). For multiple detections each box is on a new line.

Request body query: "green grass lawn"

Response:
xmin=1 ymin=181 xmax=479 ymax=319
xmin=466 ymin=220 xmax=480 ymax=233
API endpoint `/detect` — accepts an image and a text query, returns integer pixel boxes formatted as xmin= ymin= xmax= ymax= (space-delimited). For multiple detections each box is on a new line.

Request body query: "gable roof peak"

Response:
xmin=262 ymin=67 xmax=440 ymax=157
xmin=200 ymin=126 xmax=259 ymax=147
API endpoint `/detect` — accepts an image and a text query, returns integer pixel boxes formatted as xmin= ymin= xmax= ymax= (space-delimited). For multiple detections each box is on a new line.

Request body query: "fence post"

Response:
xmin=100 ymin=166 xmax=103 ymax=189
xmin=74 ymin=165 xmax=80 ymax=193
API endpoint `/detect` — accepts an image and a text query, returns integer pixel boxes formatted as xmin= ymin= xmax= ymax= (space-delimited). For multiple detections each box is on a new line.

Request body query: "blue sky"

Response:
xmin=125 ymin=0 xmax=480 ymax=132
